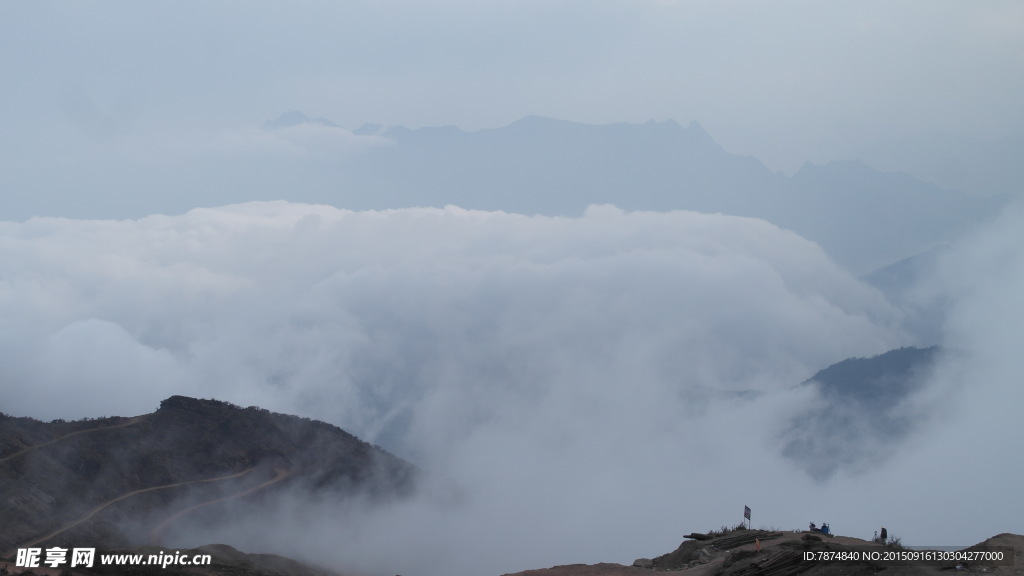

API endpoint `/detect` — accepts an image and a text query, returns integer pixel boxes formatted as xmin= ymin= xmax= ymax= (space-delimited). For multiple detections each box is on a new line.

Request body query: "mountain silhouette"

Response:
xmin=0 ymin=396 xmax=417 ymax=558
xmin=318 ymin=116 xmax=1002 ymax=273
xmin=781 ymin=346 xmax=941 ymax=479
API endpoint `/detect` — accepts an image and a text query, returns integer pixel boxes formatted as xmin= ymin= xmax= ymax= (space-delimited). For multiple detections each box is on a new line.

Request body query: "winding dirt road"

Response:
xmin=0 ymin=416 xmax=147 ymax=465
xmin=149 ymin=466 xmax=294 ymax=544
xmin=3 ymin=413 xmax=295 ymax=558
xmin=8 ymin=468 xmax=255 ymax=556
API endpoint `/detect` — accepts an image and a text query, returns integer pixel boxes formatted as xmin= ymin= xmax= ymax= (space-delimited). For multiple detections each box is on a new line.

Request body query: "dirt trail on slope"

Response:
xmin=4 ymin=468 xmax=254 ymax=557
xmin=0 ymin=415 xmax=147 ymax=464
xmin=149 ymin=466 xmax=294 ymax=544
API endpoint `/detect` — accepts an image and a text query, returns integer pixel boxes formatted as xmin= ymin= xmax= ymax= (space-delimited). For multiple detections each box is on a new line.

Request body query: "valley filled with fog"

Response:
xmin=1 ymin=3 xmax=1022 ymax=576
xmin=2 ymin=196 xmax=1021 ymax=576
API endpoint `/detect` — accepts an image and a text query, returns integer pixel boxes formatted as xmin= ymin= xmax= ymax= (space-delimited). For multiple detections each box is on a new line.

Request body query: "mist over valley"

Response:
xmin=2 ymin=2 xmax=1022 ymax=575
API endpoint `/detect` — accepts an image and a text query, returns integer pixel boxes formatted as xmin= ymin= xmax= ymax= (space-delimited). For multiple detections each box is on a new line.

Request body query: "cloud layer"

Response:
xmin=1 ymin=202 xmax=899 ymax=570
xmin=0 ymin=202 xmax=899 ymax=422
xmin=2 ymin=201 xmax=1019 ymax=575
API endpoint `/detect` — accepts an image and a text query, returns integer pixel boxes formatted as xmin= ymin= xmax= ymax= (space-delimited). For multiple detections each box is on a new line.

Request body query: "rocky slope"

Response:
xmin=0 ymin=396 xmax=418 ymax=564
xmin=504 ymin=529 xmax=1022 ymax=576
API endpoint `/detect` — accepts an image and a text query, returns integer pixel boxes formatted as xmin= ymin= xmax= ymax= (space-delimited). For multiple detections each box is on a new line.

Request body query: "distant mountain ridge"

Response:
xmin=863 ymin=246 xmax=950 ymax=345
xmin=266 ymin=112 xmax=1004 ymax=273
xmin=263 ymin=110 xmax=340 ymax=131
xmin=852 ymin=131 xmax=1024 ymax=198
xmin=7 ymin=111 xmax=1010 ymax=274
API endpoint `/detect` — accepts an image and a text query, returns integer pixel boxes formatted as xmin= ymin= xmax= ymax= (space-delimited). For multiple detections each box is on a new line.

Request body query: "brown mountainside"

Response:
xmin=505 ymin=530 xmax=1022 ymax=576
xmin=0 ymin=396 xmax=418 ymax=564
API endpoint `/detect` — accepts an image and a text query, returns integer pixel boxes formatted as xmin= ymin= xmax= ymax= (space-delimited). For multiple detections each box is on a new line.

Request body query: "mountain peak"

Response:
xmin=683 ymin=119 xmax=720 ymax=148
xmin=263 ymin=111 xmax=339 ymax=131
xmin=0 ymin=396 xmax=418 ymax=556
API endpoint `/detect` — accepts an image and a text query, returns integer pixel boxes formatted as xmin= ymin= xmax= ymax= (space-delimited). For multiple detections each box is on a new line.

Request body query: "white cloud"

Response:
xmin=814 ymin=203 xmax=1024 ymax=546
xmin=4 ymin=201 xmax=1021 ymax=573
xmin=1 ymin=201 xmax=914 ymax=574
xmin=34 ymin=319 xmax=184 ymax=419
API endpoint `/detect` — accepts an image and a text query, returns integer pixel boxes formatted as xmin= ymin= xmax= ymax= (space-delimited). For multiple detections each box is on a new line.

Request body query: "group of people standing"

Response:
xmin=808 ymin=522 xmax=831 ymax=535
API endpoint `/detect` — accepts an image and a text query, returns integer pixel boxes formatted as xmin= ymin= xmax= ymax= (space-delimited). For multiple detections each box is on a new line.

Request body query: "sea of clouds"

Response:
xmin=1 ymin=201 xmax=1019 ymax=576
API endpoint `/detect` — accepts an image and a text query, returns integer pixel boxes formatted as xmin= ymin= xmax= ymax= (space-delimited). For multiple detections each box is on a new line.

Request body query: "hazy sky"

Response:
xmin=2 ymin=0 xmax=1022 ymax=177
xmin=2 ymin=3 xmax=1022 ymax=575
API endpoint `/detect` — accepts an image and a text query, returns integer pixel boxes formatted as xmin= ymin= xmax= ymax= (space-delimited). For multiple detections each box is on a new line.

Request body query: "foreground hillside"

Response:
xmin=0 ymin=396 xmax=417 ymax=566
xmin=505 ymin=530 xmax=1022 ymax=576
xmin=3 ymin=393 xmax=1015 ymax=576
